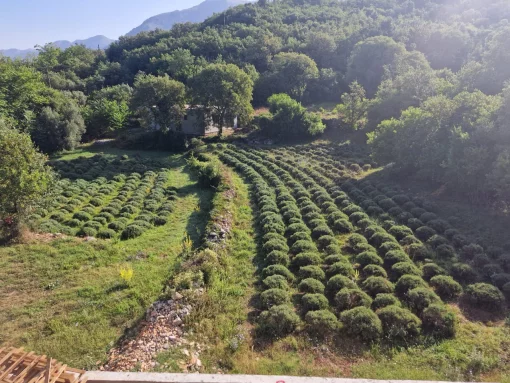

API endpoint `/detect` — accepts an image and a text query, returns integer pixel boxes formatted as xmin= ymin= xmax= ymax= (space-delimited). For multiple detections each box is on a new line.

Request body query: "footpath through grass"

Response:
xmin=0 ymin=146 xmax=213 ymax=369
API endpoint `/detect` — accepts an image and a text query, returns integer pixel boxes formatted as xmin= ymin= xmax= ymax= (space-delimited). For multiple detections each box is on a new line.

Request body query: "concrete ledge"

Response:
xmin=85 ymin=371 xmax=481 ymax=383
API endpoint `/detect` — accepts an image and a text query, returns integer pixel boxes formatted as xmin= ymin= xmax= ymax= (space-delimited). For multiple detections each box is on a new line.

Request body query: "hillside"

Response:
xmin=126 ymin=0 xmax=251 ymax=36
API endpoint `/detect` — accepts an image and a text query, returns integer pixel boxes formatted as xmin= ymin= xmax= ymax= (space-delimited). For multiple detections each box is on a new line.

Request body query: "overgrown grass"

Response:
xmin=0 ymin=146 xmax=213 ymax=369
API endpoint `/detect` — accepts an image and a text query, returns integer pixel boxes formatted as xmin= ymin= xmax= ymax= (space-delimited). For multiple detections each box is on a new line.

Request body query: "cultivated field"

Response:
xmin=1 ymin=142 xmax=509 ymax=382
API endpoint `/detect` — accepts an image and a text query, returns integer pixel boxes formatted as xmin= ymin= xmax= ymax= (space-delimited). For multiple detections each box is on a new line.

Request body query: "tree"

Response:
xmin=190 ymin=63 xmax=254 ymax=136
xmin=132 ymin=73 xmax=187 ymax=133
xmin=269 ymin=52 xmax=319 ymax=100
xmin=337 ymin=81 xmax=368 ymax=130
xmin=84 ymin=98 xmax=130 ymax=139
xmin=346 ymin=36 xmax=406 ymax=97
xmin=261 ymin=93 xmax=325 ymax=139
xmin=32 ymin=93 xmax=86 ymax=153
xmin=0 ymin=122 xmax=55 ymax=237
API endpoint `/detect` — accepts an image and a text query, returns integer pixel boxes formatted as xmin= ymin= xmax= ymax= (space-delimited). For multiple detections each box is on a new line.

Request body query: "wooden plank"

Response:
xmin=11 ymin=355 xmax=45 ymax=383
xmin=0 ymin=352 xmax=31 ymax=380
xmin=49 ymin=365 xmax=67 ymax=383
xmin=44 ymin=359 xmax=51 ymax=383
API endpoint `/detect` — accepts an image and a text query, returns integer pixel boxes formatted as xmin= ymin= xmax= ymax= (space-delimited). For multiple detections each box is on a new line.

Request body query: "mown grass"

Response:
xmin=0 ymin=146 xmax=213 ymax=369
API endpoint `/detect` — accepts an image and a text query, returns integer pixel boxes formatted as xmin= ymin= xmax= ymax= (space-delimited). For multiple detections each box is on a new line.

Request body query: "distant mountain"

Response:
xmin=126 ymin=0 xmax=251 ymax=36
xmin=1 ymin=35 xmax=115 ymax=59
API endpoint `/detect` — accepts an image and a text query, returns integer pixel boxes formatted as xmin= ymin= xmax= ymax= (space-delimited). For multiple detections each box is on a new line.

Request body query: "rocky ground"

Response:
xmin=102 ymin=291 xmax=204 ymax=372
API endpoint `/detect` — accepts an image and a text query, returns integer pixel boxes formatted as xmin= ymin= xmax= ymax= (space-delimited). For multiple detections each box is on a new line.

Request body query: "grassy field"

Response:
xmin=0 ymin=145 xmax=214 ymax=369
xmin=2 ymin=142 xmax=510 ymax=382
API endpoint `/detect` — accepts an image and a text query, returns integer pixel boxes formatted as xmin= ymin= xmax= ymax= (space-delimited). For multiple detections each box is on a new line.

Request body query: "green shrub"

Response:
xmin=260 ymin=288 xmax=290 ymax=309
xmin=372 ymin=293 xmax=401 ymax=310
xmin=289 ymin=231 xmax=312 ymax=244
xmin=461 ymin=243 xmax=485 ymax=259
xmin=391 ymin=262 xmax=421 ymax=280
xmin=312 ymin=225 xmax=333 ymax=240
xmin=362 ymin=276 xmax=395 ymax=297
xmin=491 ymin=273 xmax=510 ymax=289
xmin=363 ymin=264 xmax=388 ymax=279
xmin=379 ymin=242 xmax=402 ymax=256
xmin=93 ymin=216 xmax=108 ymax=226
xmin=356 ymin=251 xmax=383 ymax=267
xmin=395 ymin=275 xmax=428 ymax=297
xmin=301 ymin=294 xmax=329 ymax=313
xmin=325 ymin=254 xmax=343 ymax=264
xmin=317 ymin=235 xmax=336 ymax=250
xmin=286 ymin=223 xmax=310 ymax=236
xmin=422 ymin=263 xmax=446 ymax=281
xmin=407 ymin=218 xmax=424 ymax=231
xmin=305 ymin=310 xmax=339 ymax=337
xmin=378 ymin=305 xmax=421 ymax=344
xmin=421 ymin=304 xmax=457 ymax=339
xmin=415 ymin=226 xmax=437 ymax=241
xmin=348 ymin=233 xmax=368 ymax=248
xmin=408 ymin=244 xmax=433 ymax=262
xmin=407 ymin=287 xmax=441 ymax=314
xmin=326 ymin=275 xmax=357 ymax=299
xmin=419 ymin=212 xmax=437 ymax=223
xmin=108 ymin=221 xmax=126 ymax=231
xmin=291 ymin=252 xmax=322 ymax=269
xmin=429 ymin=275 xmax=463 ymax=301
xmin=266 ymin=250 xmax=290 ymax=267
xmin=464 ymin=283 xmax=506 ymax=312
xmin=97 ymin=229 xmax=116 ymax=239
xmin=121 ymin=225 xmax=144 ymax=240
xmin=335 ymin=288 xmax=372 ymax=312
xmin=290 ymin=240 xmax=317 ymax=255
xmin=262 ymin=265 xmax=295 ymax=282
xmin=340 ymin=307 xmax=382 ymax=342
xmin=481 ymin=263 xmax=503 ymax=279
xmin=258 ymin=305 xmax=300 ymax=337
xmin=298 ymin=278 xmax=325 ymax=294
xmin=263 ymin=275 xmax=289 ymax=290
xmin=384 ymin=250 xmax=410 ymax=267
xmin=327 ymin=261 xmax=355 ymax=278
xmin=427 ymin=219 xmax=450 ymax=234
xmin=78 ymin=227 xmax=97 ymax=237
xmin=84 ymin=220 xmax=103 ymax=230
xmin=324 ymin=244 xmax=342 ymax=255
xmin=66 ymin=218 xmax=81 ymax=228
xmin=299 ymin=265 xmax=326 ymax=282
xmin=73 ymin=211 xmax=92 ymax=222
xmin=451 ymin=263 xmax=478 ymax=284
xmin=389 ymin=225 xmax=414 ymax=241
xmin=334 ymin=219 xmax=353 ymax=233
xmin=427 ymin=235 xmax=449 ymax=249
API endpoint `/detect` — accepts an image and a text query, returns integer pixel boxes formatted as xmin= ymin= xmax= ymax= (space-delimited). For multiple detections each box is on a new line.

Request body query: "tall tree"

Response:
xmin=190 ymin=63 xmax=254 ymax=136
xmin=132 ymin=74 xmax=187 ymax=132
xmin=337 ymin=81 xmax=369 ymax=130
xmin=0 ymin=122 xmax=55 ymax=237
xmin=269 ymin=52 xmax=319 ymax=101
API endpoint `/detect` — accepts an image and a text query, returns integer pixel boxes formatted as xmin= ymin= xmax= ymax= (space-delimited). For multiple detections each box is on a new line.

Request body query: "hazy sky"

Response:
xmin=0 ymin=0 xmax=204 ymax=49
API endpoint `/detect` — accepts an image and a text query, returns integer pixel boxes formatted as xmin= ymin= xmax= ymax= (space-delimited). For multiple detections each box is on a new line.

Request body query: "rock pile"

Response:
xmin=103 ymin=292 xmax=202 ymax=372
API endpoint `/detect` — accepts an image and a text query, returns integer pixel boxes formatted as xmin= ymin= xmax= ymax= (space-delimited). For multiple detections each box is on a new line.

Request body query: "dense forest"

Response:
xmin=2 ymin=0 xmax=510 ymax=204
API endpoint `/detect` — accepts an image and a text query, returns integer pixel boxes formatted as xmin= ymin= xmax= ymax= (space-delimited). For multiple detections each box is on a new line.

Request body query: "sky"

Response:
xmin=0 ymin=0 xmax=204 ymax=50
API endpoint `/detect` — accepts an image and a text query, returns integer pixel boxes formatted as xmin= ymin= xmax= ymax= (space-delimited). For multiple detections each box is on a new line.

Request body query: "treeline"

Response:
xmin=2 ymin=0 xmax=510 ymax=203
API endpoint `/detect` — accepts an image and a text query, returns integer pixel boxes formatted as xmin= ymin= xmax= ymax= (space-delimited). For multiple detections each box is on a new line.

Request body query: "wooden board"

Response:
xmin=0 ymin=348 xmax=87 ymax=383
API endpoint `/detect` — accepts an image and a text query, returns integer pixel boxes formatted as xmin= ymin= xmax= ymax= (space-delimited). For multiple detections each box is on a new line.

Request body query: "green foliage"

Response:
xmin=132 ymin=73 xmax=186 ymax=132
xmin=258 ymin=305 xmax=300 ymax=338
xmin=335 ymin=288 xmax=373 ymax=312
xmin=464 ymin=283 xmax=506 ymax=312
xmin=301 ymin=293 xmax=329 ymax=313
xmin=0 ymin=125 xmax=55 ymax=236
xmin=421 ymin=304 xmax=457 ymax=339
xmin=340 ymin=306 xmax=383 ymax=342
xmin=372 ymin=293 xmax=401 ymax=310
xmin=262 ymin=93 xmax=325 ymax=139
xmin=190 ymin=63 xmax=254 ymax=136
xmin=430 ymin=275 xmax=463 ymax=301
xmin=260 ymin=288 xmax=290 ymax=309
xmin=378 ymin=305 xmax=422 ymax=344
xmin=305 ymin=310 xmax=338 ymax=338
xmin=298 ymin=278 xmax=325 ymax=294
xmin=337 ymin=81 xmax=368 ymax=130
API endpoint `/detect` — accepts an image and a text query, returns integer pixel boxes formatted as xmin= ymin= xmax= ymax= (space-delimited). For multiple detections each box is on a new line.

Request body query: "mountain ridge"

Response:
xmin=126 ymin=0 xmax=251 ymax=36
xmin=0 ymin=0 xmax=252 ymax=59
xmin=1 ymin=35 xmax=114 ymax=59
